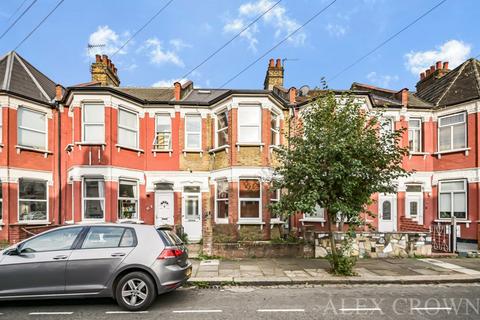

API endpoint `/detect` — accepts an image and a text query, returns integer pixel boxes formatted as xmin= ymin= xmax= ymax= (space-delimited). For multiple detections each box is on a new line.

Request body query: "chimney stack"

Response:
xmin=264 ymin=57 xmax=284 ymax=90
xmin=90 ymin=54 xmax=120 ymax=86
xmin=416 ymin=60 xmax=450 ymax=94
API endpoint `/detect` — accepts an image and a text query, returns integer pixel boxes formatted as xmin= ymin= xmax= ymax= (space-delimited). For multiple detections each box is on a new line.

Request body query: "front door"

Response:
xmin=0 ymin=227 xmax=82 ymax=297
xmin=406 ymin=193 xmax=423 ymax=225
xmin=378 ymin=194 xmax=397 ymax=232
xmin=182 ymin=187 xmax=202 ymax=242
xmin=155 ymin=191 xmax=174 ymax=226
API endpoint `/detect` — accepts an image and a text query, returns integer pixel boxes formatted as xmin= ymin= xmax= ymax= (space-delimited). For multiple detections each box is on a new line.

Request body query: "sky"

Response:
xmin=0 ymin=0 xmax=479 ymax=91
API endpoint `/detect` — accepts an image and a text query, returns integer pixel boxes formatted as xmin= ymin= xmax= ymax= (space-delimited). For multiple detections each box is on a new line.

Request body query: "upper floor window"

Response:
xmin=118 ymin=108 xmax=138 ymax=149
xmin=238 ymin=105 xmax=261 ymax=143
xmin=215 ymin=179 xmax=229 ymax=222
xmin=185 ymin=115 xmax=202 ymax=150
xmin=215 ymin=111 xmax=229 ymax=147
xmin=439 ymin=180 xmax=467 ymax=220
xmin=154 ymin=114 xmax=171 ymax=150
xmin=239 ymin=178 xmax=261 ymax=220
xmin=408 ymin=118 xmax=422 ymax=152
xmin=18 ymin=107 xmax=46 ymax=150
xmin=83 ymin=104 xmax=105 ymax=143
xmin=270 ymin=112 xmax=280 ymax=146
xmin=118 ymin=180 xmax=138 ymax=220
xmin=83 ymin=178 xmax=105 ymax=220
xmin=438 ymin=113 xmax=466 ymax=152
xmin=304 ymin=204 xmax=325 ymax=221
xmin=18 ymin=179 xmax=47 ymax=222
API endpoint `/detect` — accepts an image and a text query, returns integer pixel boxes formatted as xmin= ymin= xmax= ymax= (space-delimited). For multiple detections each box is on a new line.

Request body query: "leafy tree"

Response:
xmin=272 ymin=90 xmax=408 ymax=275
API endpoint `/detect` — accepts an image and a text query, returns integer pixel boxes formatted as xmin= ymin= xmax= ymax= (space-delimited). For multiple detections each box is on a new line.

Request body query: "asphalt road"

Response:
xmin=1 ymin=284 xmax=480 ymax=319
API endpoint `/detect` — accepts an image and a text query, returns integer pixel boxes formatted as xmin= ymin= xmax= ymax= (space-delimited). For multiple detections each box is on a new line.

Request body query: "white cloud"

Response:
xmin=152 ymin=78 xmax=188 ymax=87
xmin=404 ymin=40 xmax=471 ymax=75
xmin=144 ymin=38 xmax=184 ymax=67
xmin=325 ymin=23 xmax=347 ymax=37
xmin=224 ymin=0 xmax=305 ymax=51
xmin=170 ymin=38 xmax=191 ymax=51
xmin=366 ymin=72 xmax=399 ymax=88
xmin=86 ymin=25 xmax=130 ymax=58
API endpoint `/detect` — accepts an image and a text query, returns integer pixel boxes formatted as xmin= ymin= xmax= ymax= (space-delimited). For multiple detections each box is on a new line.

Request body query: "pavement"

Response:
xmin=188 ymin=257 xmax=480 ymax=285
xmin=1 ymin=284 xmax=480 ymax=319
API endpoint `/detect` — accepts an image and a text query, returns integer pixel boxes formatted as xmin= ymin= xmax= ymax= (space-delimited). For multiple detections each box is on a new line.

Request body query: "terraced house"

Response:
xmin=1 ymin=51 xmax=480 ymax=251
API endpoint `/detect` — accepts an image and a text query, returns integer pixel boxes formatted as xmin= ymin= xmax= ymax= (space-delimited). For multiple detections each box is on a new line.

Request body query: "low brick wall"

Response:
xmin=314 ymin=231 xmax=432 ymax=258
xmin=212 ymin=242 xmax=314 ymax=259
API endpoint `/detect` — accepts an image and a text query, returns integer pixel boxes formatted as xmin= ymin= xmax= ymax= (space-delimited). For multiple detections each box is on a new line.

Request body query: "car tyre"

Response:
xmin=115 ymin=271 xmax=156 ymax=311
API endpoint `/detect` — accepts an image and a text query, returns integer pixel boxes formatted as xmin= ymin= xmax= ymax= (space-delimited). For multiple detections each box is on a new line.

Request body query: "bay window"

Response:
xmin=83 ymin=178 xmax=105 ymax=220
xmin=238 ymin=105 xmax=261 ymax=143
xmin=18 ymin=107 xmax=47 ymax=149
xmin=239 ymin=178 xmax=261 ymax=220
xmin=439 ymin=180 xmax=467 ymax=219
xmin=270 ymin=112 xmax=280 ymax=145
xmin=408 ymin=118 xmax=422 ymax=152
xmin=438 ymin=113 xmax=466 ymax=152
xmin=118 ymin=180 xmax=138 ymax=220
xmin=154 ymin=114 xmax=171 ymax=150
xmin=18 ymin=179 xmax=47 ymax=222
xmin=215 ymin=111 xmax=229 ymax=147
xmin=215 ymin=179 xmax=229 ymax=222
xmin=185 ymin=115 xmax=202 ymax=150
xmin=83 ymin=104 xmax=105 ymax=143
xmin=118 ymin=108 xmax=138 ymax=148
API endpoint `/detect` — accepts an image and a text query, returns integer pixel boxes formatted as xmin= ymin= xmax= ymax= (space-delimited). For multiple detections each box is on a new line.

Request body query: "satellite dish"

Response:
xmin=299 ymin=85 xmax=310 ymax=96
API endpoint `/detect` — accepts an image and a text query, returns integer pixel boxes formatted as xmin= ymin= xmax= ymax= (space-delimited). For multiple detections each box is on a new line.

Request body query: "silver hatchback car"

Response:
xmin=0 ymin=224 xmax=192 ymax=311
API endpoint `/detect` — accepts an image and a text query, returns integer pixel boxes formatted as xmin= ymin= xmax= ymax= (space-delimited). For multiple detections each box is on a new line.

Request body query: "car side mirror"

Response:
xmin=9 ymin=246 xmax=22 ymax=256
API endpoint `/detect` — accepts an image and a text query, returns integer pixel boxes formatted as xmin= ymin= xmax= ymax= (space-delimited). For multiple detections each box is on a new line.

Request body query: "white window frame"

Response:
xmin=182 ymin=186 xmax=201 ymax=221
xmin=238 ymin=105 xmax=262 ymax=144
xmin=215 ymin=110 xmax=229 ymax=148
xmin=238 ymin=178 xmax=261 ymax=221
xmin=18 ymin=178 xmax=48 ymax=223
xmin=215 ymin=179 xmax=229 ymax=224
xmin=438 ymin=112 xmax=467 ymax=152
xmin=270 ymin=112 xmax=280 ymax=146
xmin=303 ymin=204 xmax=325 ymax=222
xmin=438 ymin=179 xmax=467 ymax=220
xmin=82 ymin=177 xmax=105 ymax=221
xmin=117 ymin=107 xmax=139 ymax=149
xmin=82 ymin=104 xmax=105 ymax=144
xmin=118 ymin=179 xmax=139 ymax=221
xmin=184 ymin=114 xmax=202 ymax=150
xmin=17 ymin=107 xmax=47 ymax=150
xmin=408 ymin=118 xmax=422 ymax=152
xmin=153 ymin=113 xmax=172 ymax=150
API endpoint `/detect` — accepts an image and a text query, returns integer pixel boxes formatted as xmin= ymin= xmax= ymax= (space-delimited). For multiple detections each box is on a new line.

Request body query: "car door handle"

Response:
xmin=53 ymin=255 xmax=68 ymax=260
xmin=111 ymin=253 xmax=126 ymax=257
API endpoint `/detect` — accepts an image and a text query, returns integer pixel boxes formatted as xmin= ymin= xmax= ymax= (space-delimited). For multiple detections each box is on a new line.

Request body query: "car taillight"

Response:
xmin=158 ymin=248 xmax=184 ymax=259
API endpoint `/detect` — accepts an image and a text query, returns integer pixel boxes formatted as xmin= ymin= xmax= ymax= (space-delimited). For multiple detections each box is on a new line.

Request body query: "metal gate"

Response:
xmin=432 ymin=223 xmax=452 ymax=253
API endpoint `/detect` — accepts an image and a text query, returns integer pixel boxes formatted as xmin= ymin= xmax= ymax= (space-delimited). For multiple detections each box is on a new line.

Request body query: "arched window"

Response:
xmin=382 ymin=200 xmax=392 ymax=220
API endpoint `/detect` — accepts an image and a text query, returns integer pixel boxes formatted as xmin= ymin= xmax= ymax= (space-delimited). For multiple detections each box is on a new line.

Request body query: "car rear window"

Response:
xmin=157 ymin=229 xmax=183 ymax=246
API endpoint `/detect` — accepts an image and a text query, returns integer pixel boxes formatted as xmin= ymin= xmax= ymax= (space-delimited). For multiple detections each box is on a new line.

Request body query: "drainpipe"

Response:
xmin=287 ymin=105 xmax=295 ymax=236
xmin=55 ymin=100 xmax=62 ymax=225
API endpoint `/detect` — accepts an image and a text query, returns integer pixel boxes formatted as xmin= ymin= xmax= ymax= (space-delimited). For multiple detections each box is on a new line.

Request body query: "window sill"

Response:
xmin=236 ymin=142 xmax=265 ymax=151
xmin=237 ymin=220 xmax=265 ymax=229
xmin=270 ymin=220 xmax=285 ymax=225
xmin=300 ymin=218 xmax=326 ymax=223
xmin=117 ymin=219 xmax=144 ymax=224
xmin=433 ymin=148 xmax=471 ymax=159
xmin=434 ymin=219 xmax=471 ymax=224
xmin=182 ymin=149 xmax=204 ymax=157
xmin=75 ymin=142 xmax=106 ymax=146
xmin=15 ymin=145 xmax=52 ymax=157
xmin=408 ymin=151 xmax=430 ymax=160
xmin=152 ymin=148 xmax=173 ymax=157
xmin=269 ymin=145 xmax=282 ymax=152
xmin=209 ymin=145 xmax=230 ymax=153
xmin=115 ymin=144 xmax=144 ymax=154
xmin=12 ymin=221 xmax=51 ymax=226
xmin=79 ymin=219 xmax=105 ymax=224
xmin=215 ymin=219 xmax=229 ymax=224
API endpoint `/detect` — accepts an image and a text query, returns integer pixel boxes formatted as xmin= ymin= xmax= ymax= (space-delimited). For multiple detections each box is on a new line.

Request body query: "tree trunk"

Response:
xmin=328 ymin=214 xmax=339 ymax=272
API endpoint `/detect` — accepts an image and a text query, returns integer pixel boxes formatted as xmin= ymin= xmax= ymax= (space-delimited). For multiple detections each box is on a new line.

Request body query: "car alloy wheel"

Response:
xmin=121 ymin=278 xmax=149 ymax=307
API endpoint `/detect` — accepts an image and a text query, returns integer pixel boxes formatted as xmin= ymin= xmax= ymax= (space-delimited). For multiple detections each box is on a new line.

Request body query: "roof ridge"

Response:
xmin=13 ymin=52 xmax=51 ymax=101
xmin=2 ymin=52 xmax=13 ymax=90
xmin=473 ymin=59 xmax=480 ymax=98
xmin=436 ymin=59 xmax=469 ymax=106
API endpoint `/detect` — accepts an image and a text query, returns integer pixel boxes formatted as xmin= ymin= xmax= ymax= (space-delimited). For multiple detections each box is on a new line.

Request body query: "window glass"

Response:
xmin=185 ymin=115 xmax=201 ymax=149
xmin=21 ymin=227 xmax=81 ymax=253
xmin=439 ymin=180 xmax=466 ymax=219
xmin=239 ymin=179 xmax=260 ymax=198
xmin=83 ymin=104 xmax=105 ymax=143
xmin=439 ymin=126 xmax=451 ymax=151
xmin=238 ymin=106 xmax=261 ymax=143
xmin=270 ymin=113 xmax=279 ymax=145
xmin=453 ymin=192 xmax=466 ymax=219
xmin=18 ymin=179 xmax=47 ymax=222
xmin=439 ymin=193 xmax=451 ymax=219
xmin=306 ymin=204 xmax=324 ymax=219
xmin=185 ymin=196 xmax=199 ymax=218
xmin=452 ymin=123 xmax=466 ymax=149
xmin=441 ymin=181 xmax=464 ymax=191
xmin=119 ymin=228 xmax=136 ymax=247
xmin=18 ymin=108 xmax=46 ymax=149
xmin=216 ymin=111 xmax=229 ymax=146
xmin=216 ymin=180 xmax=229 ymax=220
xmin=240 ymin=200 xmax=259 ymax=218
xmin=239 ymin=179 xmax=261 ymax=219
xmin=409 ymin=201 xmax=418 ymax=217
xmin=118 ymin=109 xmax=138 ymax=148
xmin=82 ymin=227 xmax=125 ymax=249
xmin=83 ymin=179 xmax=105 ymax=220
xmin=382 ymin=201 xmax=391 ymax=220
xmin=118 ymin=180 xmax=138 ymax=220
xmin=408 ymin=119 xmax=422 ymax=152
xmin=154 ymin=114 xmax=171 ymax=150
xmin=438 ymin=113 xmax=466 ymax=152
xmin=406 ymin=185 xmax=422 ymax=192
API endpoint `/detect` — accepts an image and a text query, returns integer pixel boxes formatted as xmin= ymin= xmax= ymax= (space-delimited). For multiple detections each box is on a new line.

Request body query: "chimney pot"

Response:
xmin=276 ymin=58 xmax=282 ymax=68
xmin=443 ymin=61 xmax=449 ymax=69
xmin=420 ymin=72 xmax=425 ymax=80
xmin=95 ymin=54 xmax=101 ymax=62
xmin=269 ymin=59 xmax=274 ymax=67
xmin=102 ymin=54 xmax=108 ymax=63
xmin=426 ymin=69 xmax=431 ymax=76
xmin=430 ymin=65 xmax=435 ymax=73
xmin=436 ymin=61 xmax=442 ymax=70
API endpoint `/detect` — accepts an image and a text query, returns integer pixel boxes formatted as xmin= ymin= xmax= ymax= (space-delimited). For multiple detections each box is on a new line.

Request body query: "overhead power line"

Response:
xmin=328 ymin=0 xmax=448 ymax=82
xmin=181 ymin=0 xmax=283 ymax=80
xmin=0 ymin=0 xmax=37 ymax=40
xmin=111 ymin=0 xmax=174 ymax=57
xmin=6 ymin=0 xmax=29 ymax=22
xmin=14 ymin=0 xmax=65 ymax=50
xmin=219 ymin=0 xmax=338 ymax=89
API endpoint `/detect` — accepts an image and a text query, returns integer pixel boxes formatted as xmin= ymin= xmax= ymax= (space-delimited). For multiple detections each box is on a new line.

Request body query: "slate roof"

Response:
xmin=115 ymin=87 xmax=174 ymax=101
xmin=0 ymin=51 xmax=56 ymax=104
xmin=415 ymin=58 xmax=480 ymax=107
